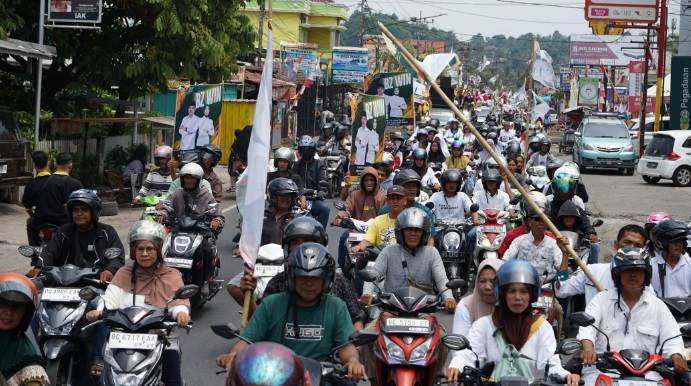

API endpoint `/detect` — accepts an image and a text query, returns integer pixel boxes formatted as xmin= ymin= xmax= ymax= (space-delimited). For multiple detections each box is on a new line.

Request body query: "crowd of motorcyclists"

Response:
xmin=6 ymin=101 xmax=691 ymax=386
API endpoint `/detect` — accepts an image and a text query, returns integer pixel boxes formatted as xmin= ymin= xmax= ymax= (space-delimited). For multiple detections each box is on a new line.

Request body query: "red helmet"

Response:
xmin=0 ymin=272 xmax=39 ymax=332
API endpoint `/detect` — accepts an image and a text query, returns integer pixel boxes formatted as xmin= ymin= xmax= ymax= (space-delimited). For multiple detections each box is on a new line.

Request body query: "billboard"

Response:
xmin=364 ymin=72 xmax=414 ymax=130
xmin=284 ymin=48 xmax=318 ymax=83
xmin=560 ymin=68 xmax=571 ymax=91
xmin=48 ymin=0 xmax=102 ymax=22
xmin=670 ymin=56 xmax=691 ymax=130
xmin=173 ymin=84 xmax=223 ymax=156
xmin=629 ymin=96 xmax=656 ymax=113
xmin=348 ymin=93 xmax=387 ymax=180
xmin=578 ymin=77 xmax=601 ymax=106
xmin=585 ymin=0 xmax=659 ymax=23
xmin=332 ymin=47 xmax=369 ymax=86
xmin=570 ymin=35 xmax=657 ymax=67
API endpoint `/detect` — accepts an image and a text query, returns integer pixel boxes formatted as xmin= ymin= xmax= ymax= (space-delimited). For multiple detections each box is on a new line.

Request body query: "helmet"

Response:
xmin=451 ymin=139 xmax=464 ymax=149
xmin=320 ymin=122 xmax=334 ymax=136
xmin=384 ymin=141 xmax=397 ymax=153
xmin=201 ymin=144 xmax=223 ymax=168
xmin=441 ymin=169 xmax=463 ymax=193
xmin=494 ymin=260 xmax=540 ymax=303
xmin=382 ymin=152 xmax=395 ymax=164
xmin=487 ymin=132 xmax=498 ymax=143
xmin=412 ymin=148 xmax=427 ymax=160
xmin=520 ymin=191 xmax=551 ymax=219
xmin=228 ymin=342 xmax=306 ymax=386
xmin=67 ymin=189 xmax=102 ymax=224
xmin=448 ymin=118 xmax=460 ymax=127
xmin=297 ymin=136 xmax=316 ymax=160
xmin=273 ymin=147 xmax=295 ymax=169
xmin=652 ymin=220 xmax=689 ymax=251
xmin=285 ymin=243 xmax=335 ymax=294
xmin=0 ymin=272 xmax=39 ymax=332
xmin=546 ymin=158 xmax=565 ymax=173
xmin=506 ymin=141 xmax=521 ymax=156
xmin=481 ymin=168 xmax=502 ymax=189
xmin=427 ymin=118 xmax=440 ymax=128
xmin=153 ymin=146 xmax=173 ymax=161
xmin=322 ymin=111 xmax=335 ymax=123
xmin=551 ymin=172 xmax=576 ymax=196
xmin=282 ymin=217 xmax=328 ymax=256
xmin=335 ymin=125 xmax=348 ymax=140
xmin=610 ymin=248 xmax=652 ymax=290
xmin=179 ymin=163 xmax=204 ymax=188
xmin=340 ymin=116 xmax=352 ymax=128
xmin=128 ymin=220 xmax=167 ymax=261
xmin=393 ymin=169 xmax=422 ymax=193
xmin=179 ymin=151 xmax=200 ymax=167
xmin=538 ymin=137 xmax=551 ymax=149
xmin=394 ymin=207 xmax=432 ymax=247
xmin=267 ymin=178 xmax=299 ymax=209
xmin=416 ymin=129 xmax=428 ymax=139
xmin=528 ymin=135 xmax=540 ymax=147
xmin=426 ymin=126 xmax=438 ymax=135
xmin=645 ymin=212 xmax=672 ymax=233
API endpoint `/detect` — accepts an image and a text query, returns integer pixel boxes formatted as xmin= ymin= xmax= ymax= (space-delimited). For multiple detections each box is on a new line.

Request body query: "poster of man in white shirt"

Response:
xmin=388 ymin=87 xmax=407 ymax=118
xmin=353 ymin=115 xmax=380 ymax=165
xmin=366 ymin=72 xmax=413 ymax=130
xmin=178 ymin=102 xmax=199 ymax=151
xmin=196 ymin=105 xmax=216 ymax=147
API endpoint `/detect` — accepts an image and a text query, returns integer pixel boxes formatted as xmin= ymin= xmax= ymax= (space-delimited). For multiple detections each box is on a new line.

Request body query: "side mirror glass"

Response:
xmin=356 ymin=270 xmax=377 ymax=282
xmin=568 ymin=311 xmax=596 ymax=327
xmin=441 ymin=334 xmax=470 ymax=351
xmin=333 ymin=202 xmax=346 ymax=211
xmin=557 ymin=338 xmax=583 ymax=356
xmin=470 ymin=203 xmax=480 ymax=213
xmin=349 ymin=330 xmax=379 ymax=346
xmin=592 ymin=219 xmax=603 ymax=227
xmin=79 ymin=286 xmax=99 ymax=301
xmin=174 ymin=284 xmax=199 ymax=300
xmin=446 ymin=279 xmax=466 ymax=290
xmin=103 ymin=248 xmax=122 ymax=260
xmin=18 ymin=245 xmax=38 ymax=258
xmin=210 ymin=322 xmax=240 ymax=340
xmin=680 ymin=323 xmax=691 ymax=337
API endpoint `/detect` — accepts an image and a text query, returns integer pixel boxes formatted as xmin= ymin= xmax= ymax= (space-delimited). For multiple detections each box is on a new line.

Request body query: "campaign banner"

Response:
xmin=570 ymin=35 xmax=657 ymax=67
xmin=48 ymin=0 xmax=102 ymax=22
xmin=629 ymin=71 xmax=644 ymax=98
xmin=578 ymin=77 xmax=601 ymax=106
xmin=348 ymin=93 xmax=387 ymax=181
xmin=285 ymin=48 xmax=318 ymax=83
xmin=560 ymin=68 xmax=571 ymax=91
xmin=364 ymin=72 xmax=414 ymax=130
xmin=173 ymin=84 xmax=223 ymax=157
xmin=332 ymin=48 xmax=369 ymax=86
xmin=670 ymin=56 xmax=691 ymax=130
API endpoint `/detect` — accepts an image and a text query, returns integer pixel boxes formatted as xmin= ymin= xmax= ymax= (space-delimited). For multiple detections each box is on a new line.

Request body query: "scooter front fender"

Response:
xmin=43 ymin=339 xmax=76 ymax=360
xmin=394 ymin=367 xmax=420 ymax=386
xmin=484 ymin=251 xmax=499 ymax=260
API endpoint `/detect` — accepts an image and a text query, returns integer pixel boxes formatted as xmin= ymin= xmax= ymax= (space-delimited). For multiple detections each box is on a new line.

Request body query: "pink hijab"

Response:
xmin=462 ymin=259 xmax=504 ymax=322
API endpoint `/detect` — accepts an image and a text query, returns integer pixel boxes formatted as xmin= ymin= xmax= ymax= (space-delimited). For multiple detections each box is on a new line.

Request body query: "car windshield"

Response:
xmin=431 ymin=110 xmax=454 ymax=126
xmin=477 ymin=109 xmax=491 ymax=118
xmin=645 ymin=135 xmax=675 ymax=157
xmin=583 ymin=123 xmax=629 ymax=138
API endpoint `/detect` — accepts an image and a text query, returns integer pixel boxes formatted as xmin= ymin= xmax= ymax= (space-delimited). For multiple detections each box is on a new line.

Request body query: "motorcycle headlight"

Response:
xmin=383 ymin=335 xmax=406 ymax=363
xmin=191 ymin=235 xmax=203 ymax=250
xmin=480 ymin=237 xmax=492 ymax=249
xmin=583 ymin=143 xmax=595 ymax=151
xmin=622 ymin=144 xmax=634 ymax=153
xmin=492 ymin=233 xmax=505 ymax=248
xmin=112 ymin=371 xmax=147 ymax=386
xmin=684 ymin=347 xmax=691 ymax=361
xmin=443 ymin=232 xmax=461 ymax=252
xmin=409 ymin=336 xmax=435 ymax=364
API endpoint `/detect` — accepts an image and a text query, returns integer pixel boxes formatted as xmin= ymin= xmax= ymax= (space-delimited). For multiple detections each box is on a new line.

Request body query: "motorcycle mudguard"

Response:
xmin=484 ymin=251 xmax=499 ymax=260
xmin=43 ymin=339 xmax=76 ymax=360
xmin=394 ymin=367 xmax=419 ymax=386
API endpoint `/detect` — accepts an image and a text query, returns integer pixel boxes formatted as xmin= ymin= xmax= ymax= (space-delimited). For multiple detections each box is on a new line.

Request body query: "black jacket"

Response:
xmin=292 ymin=159 xmax=328 ymax=193
xmin=549 ymin=197 xmax=595 ymax=236
xmin=22 ymin=173 xmax=83 ymax=226
xmin=39 ymin=222 xmax=125 ymax=274
xmin=555 ymin=200 xmax=584 ymax=233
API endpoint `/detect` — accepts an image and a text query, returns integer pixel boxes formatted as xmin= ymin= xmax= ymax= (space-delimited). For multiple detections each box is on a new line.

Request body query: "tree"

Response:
xmin=0 ymin=0 xmax=256 ymax=117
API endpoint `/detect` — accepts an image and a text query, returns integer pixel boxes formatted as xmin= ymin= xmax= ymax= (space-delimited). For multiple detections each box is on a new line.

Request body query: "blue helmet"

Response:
xmin=228 ymin=342 xmax=306 ymax=386
xmin=493 ymin=260 xmax=540 ymax=303
xmin=297 ymin=135 xmax=316 ymax=160
xmin=451 ymin=139 xmax=464 ymax=149
xmin=412 ymin=148 xmax=427 ymax=160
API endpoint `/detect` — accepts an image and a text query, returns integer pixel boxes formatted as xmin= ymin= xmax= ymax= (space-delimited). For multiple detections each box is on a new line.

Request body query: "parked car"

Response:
xmin=628 ymin=115 xmax=670 ymax=154
xmin=573 ymin=115 xmax=636 ymax=175
xmin=429 ymin=107 xmax=455 ymax=129
xmin=637 ymin=130 xmax=691 ymax=187
xmin=0 ymin=106 xmax=31 ymax=197
xmin=549 ymin=108 xmax=558 ymax=127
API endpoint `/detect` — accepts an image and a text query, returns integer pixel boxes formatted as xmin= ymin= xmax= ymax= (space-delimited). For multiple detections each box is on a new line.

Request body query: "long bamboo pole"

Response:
xmin=523 ymin=35 xmax=536 ymax=174
xmin=378 ymin=22 xmax=604 ymax=291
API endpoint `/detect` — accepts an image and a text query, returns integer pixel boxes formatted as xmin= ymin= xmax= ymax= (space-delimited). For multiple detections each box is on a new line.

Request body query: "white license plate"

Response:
xmin=533 ymin=296 xmax=553 ymax=308
xmin=145 ymin=207 xmax=158 ymax=214
xmin=0 ymin=164 xmax=7 ymax=174
xmin=481 ymin=226 xmax=504 ymax=233
xmin=255 ymin=265 xmax=283 ymax=277
xmin=646 ymin=162 xmax=658 ymax=168
xmin=164 ymin=257 xmax=193 ymax=269
xmin=41 ymin=288 xmax=81 ymax=302
xmin=386 ymin=318 xmax=430 ymax=328
xmin=108 ymin=332 xmax=158 ymax=350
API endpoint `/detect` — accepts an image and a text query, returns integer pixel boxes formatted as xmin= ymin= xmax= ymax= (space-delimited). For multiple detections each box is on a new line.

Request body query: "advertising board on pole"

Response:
xmin=585 ymin=0 xmax=659 ymax=23
xmin=578 ymin=77 xmax=601 ymax=106
xmin=570 ymin=35 xmax=657 ymax=67
xmin=48 ymin=0 xmax=103 ymax=22
xmin=348 ymin=93 xmax=386 ymax=182
xmin=560 ymin=68 xmax=571 ymax=91
xmin=332 ymin=47 xmax=370 ymax=87
xmin=173 ymin=84 xmax=224 ymax=157
xmin=670 ymin=56 xmax=691 ymax=130
xmin=284 ymin=48 xmax=318 ymax=83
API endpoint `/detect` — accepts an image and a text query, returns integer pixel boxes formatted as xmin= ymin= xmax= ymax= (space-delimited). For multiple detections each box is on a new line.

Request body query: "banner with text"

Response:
xmin=348 ymin=93 xmax=387 ymax=181
xmin=284 ymin=48 xmax=318 ymax=83
xmin=174 ymin=84 xmax=223 ymax=157
xmin=670 ymin=56 xmax=691 ymax=130
xmin=332 ymin=47 xmax=370 ymax=86
xmin=570 ymin=35 xmax=657 ymax=67
xmin=364 ymin=72 xmax=414 ymax=131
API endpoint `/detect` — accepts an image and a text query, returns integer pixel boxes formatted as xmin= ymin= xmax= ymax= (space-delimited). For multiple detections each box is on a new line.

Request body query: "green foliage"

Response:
xmin=72 ymin=153 xmax=101 ymax=187
xmin=105 ymin=143 xmax=149 ymax=172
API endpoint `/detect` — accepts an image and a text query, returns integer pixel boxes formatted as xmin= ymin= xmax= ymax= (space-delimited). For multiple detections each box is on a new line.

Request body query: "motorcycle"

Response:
xmin=568 ymin=312 xmax=691 ymax=386
xmin=330 ymin=202 xmax=372 ymax=282
xmin=356 ymin=270 xmax=465 ymax=386
xmin=210 ymin=322 xmax=379 ymax=386
xmin=532 ymin=271 xmax=558 ymax=337
xmin=79 ymin=285 xmax=199 ymax=386
xmin=526 ymin=166 xmax=550 ymax=192
xmin=661 ymin=297 xmax=691 ymax=351
xmin=160 ymin=201 xmax=223 ymax=308
xmin=325 ymin=150 xmax=348 ymax=199
xmin=135 ymin=193 xmax=166 ymax=221
xmin=472 ymin=205 xmax=510 ymax=271
xmin=253 ymin=243 xmax=284 ymax=301
xmin=430 ymin=214 xmax=472 ymax=301
xmin=17 ymin=245 xmax=122 ymax=386
xmin=37 ymin=223 xmax=60 ymax=246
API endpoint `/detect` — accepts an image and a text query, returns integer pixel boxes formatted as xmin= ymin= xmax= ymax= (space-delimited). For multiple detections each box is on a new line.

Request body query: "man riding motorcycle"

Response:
xmin=134 ymin=145 xmax=175 ymax=203
xmin=166 ymin=152 xmax=213 ymax=196
xmin=292 ymin=136 xmax=330 ymax=229
xmin=650 ymin=220 xmax=691 ymax=298
xmin=200 ymin=144 xmax=224 ymax=203
xmin=268 ymin=147 xmax=304 ymax=189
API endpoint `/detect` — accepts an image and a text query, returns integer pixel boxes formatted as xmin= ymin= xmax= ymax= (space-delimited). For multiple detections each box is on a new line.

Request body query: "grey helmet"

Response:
xmin=273 ymin=147 xmax=295 ymax=169
xmin=153 ymin=146 xmax=173 ymax=161
xmin=520 ymin=191 xmax=551 ymax=219
xmin=200 ymin=144 xmax=222 ymax=168
xmin=285 ymin=243 xmax=335 ymax=294
xmin=494 ymin=260 xmax=540 ymax=303
xmin=179 ymin=163 xmax=204 ymax=188
xmin=282 ymin=217 xmax=328 ymax=256
xmin=394 ymin=207 xmax=432 ymax=247
xmin=481 ymin=168 xmax=502 ymax=189
xmin=128 ymin=220 xmax=167 ymax=260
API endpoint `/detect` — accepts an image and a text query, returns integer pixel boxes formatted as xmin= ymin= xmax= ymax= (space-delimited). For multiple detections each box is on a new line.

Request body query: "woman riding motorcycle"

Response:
xmin=451 ymin=259 xmax=504 ymax=337
xmin=410 ymin=149 xmax=441 ymax=191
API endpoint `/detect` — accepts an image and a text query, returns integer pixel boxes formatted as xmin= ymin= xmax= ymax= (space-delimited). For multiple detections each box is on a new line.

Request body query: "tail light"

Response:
xmin=41 ymin=230 xmax=55 ymax=241
xmin=666 ymin=152 xmax=681 ymax=161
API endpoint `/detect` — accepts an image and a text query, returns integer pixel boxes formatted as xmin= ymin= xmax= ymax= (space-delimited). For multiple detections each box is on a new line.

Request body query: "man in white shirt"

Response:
xmin=375 ymin=84 xmax=391 ymax=119
xmin=354 ymin=115 xmax=379 ymax=165
xmin=388 ymin=87 xmax=408 ymax=118
xmin=178 ymin=102 xmax=199 ymax=151
xmin=498 ymin=121 xmax=516 ymax=144
xmin=429 ymin=169 xmax=475 ymax=222
xmin=578 ymin=248 xmax=688 ymax=386
xmin=650 ymin=220 xmax=691 ymax=298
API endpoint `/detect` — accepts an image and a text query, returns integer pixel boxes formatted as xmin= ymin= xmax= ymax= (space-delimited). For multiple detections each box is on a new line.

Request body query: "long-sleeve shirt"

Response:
xmin=650 ymin=251 xmax=691 ymax=298
xmin=137 ymin=170 xmax=173 ymax=198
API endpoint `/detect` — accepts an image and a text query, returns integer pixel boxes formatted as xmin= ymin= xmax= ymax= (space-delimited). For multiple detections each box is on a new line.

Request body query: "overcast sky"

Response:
xmin=342 ymin=0 xmax=681 ymax=41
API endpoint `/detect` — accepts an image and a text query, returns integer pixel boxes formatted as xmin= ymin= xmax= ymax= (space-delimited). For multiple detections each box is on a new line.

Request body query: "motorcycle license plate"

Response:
xmin=255 ymin=265 xmax=283 ymax=277
xmin=385 ymin=318 xmax=431 ymax=334
xmin=441 ymin=251 xmax=459 ymax=259
xmin=532 ymin=296 xmax=553 ymax=308
xmin=164 ymin=257 xmax=194 ymax=269
xmin=481 ymin=226 xmax=504 ymax=233
xmin=145 ymin=207 xmax=158 ymax=214
xmin=41 ymin=288 xmax=81 ymax=302
xmin=108 ymin=332 xmax=158 ymax=350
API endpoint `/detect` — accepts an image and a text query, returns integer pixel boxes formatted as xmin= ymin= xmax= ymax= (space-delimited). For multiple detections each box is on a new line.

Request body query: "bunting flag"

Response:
xmin=489 ymin=75 xmax=498 ymax=85
xmin=290 ymin=66 xmax=318 ymax=107
xmin=598 ymin=79 xmax=606 ymax=111
xmin=237 ymin=21 xmax=273 ymax=271
xmin=478 ymin=55 xmax=490 ymax=72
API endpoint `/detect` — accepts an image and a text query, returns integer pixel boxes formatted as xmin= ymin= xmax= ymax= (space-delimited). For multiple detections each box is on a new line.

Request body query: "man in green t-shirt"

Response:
xmin=216 ymin=243 xmax=366 ymax=382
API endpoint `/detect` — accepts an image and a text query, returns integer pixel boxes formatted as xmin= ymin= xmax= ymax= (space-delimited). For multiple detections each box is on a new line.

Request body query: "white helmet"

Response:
xmin=556 ymin=164 xmax=580 ymax=181
xmin=179 ymin=163 xmax=204 ymax=187
xmin=382 ymin=152 xmax=394 ymax=164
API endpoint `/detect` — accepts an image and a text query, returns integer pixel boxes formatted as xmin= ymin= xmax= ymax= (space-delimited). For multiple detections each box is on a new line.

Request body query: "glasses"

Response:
xmin=135 ymin=246 xmax=157 ymax=255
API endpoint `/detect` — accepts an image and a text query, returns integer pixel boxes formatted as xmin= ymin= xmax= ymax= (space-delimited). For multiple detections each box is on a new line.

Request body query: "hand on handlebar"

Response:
xmin=86 ymin=310 xmax=102 ymax=322
xmin=360 ymin=294 xmax=374 ymax=306
xmin=317 ymin=191 xmax=326 ymax=199
xmin=27 ymin=268 xmax=41 ymax=279
xmin=671 ymin=353 xmax=688 ymax=373
xmin=299 ymin=195 xmax=307 ymax=210
xmin=216 ymin=353 xmax=236 ymax=370
xmin=132 ymin=196 xmax=141 ymax=204
xmin=155 ymin=215 xmax=165 ymax=224
xmin=443 ymin=298 xmax=457 ymax=313
xmin=565 ymin=374 xmax=581 ymax=386
xmin=210 ymin=218 xmax=221 ymax=230
xmin=333 ymin=217 xmax=342 ymax=227
xmin=587 ymin=234 xmax=599 ymax=243
xmin=579 ymin=347 xmax=598 ymax=366
xmin=443 ymin=367 xmax=461 ymax=384
xmin=351 ymin=244 xmax=363 ymax=254
xmin=100 ymin=270 xmax=113 ymax=284
xmin=176 ymin=313 xmax=192 ymax=333
xmin=343 ymin=359 xmax=367 ymax=382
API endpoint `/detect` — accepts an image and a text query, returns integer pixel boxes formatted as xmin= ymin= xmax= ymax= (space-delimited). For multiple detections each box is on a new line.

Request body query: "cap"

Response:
xmin=387 ymin=185 xmax=406 ymax=196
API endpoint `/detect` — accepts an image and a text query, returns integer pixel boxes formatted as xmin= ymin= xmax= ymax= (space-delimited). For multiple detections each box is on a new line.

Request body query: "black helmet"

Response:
xmin=652 ymin=220 xmax=689 ymax=251
xmin=538 ymin=137 xmax=551 ymax=149
xmin=273 ymin=147 xmax=295 ymax=169
xmin=487 ymin=132 xmax=498 ymax=143
xmin=546 ymin=158 xmax=565 ymax=173
xmin=67 ymin=189 xmax=102 ymax=224
xmin=610 ymin=248 xmax=652 ymax=290
xmin=228 ymin=342 xmax=307 ymax=386
xmin=201 ymin=144 xmax=222 ymax=168
xmin=393 ymin=169 xmax=422 ymax=193
xmin=335 ymin=125 xmax=348 ymax=140
xmin=481 ymin=168 xmax=502 ymax=189
xmin=179 ymin=151 xmax=200 ymax=167
xmin=340 ymin=116 xmax=352 ymax=128
xmin=394 ymin=207 xmax=432 ymax=247
xmin=282 ymin=217 xmax=328 ymax=256
xmin=506 ymin=141 xmax=521 ymax=156
xmin=267 ymin=178 xmax=299 ymax=209
xmin=520 ymin=191 xmax=550 ymax=219
xmin=285 ymin=243 xmax=335 ymax=294
xmin=412 ymin=148 xmax=427 ymax=160
xmin=0 ymin=272 xmax=39 ymax=332
xmin=322 ymin=111 xmax=335 ymax=123
xmin=427 ymin=118 xmax=440 ymax=128
xmin=494 ymin=260 xmax=540 ymax=303
xmin=297 ymin=135 xmax=316 ymax=160
xmin=320 ymin=122 xmax=334 ymax=136
xmin=441 ymin=169 xmax=463 ymax=193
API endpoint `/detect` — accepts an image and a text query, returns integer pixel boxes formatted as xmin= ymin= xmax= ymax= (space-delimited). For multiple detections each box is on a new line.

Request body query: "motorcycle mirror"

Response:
xmin=441 ymin=334 xmax=470 ymax=351
xmin=425 ymin=202 xmax=435 ymax=210
xmin=333 ymin=202 xmax=346 ymax=211
xmin=567 ymin=311 xmax=596 ymax=327
xmin=230 ymin=170 xmax=240 ymax=177
xmin=557 ymin=339 xmax=583 ymax=356
xmin=232 ymin=233 xmax=241 ymax=243
xmin=210 ymin=322 xmax=240 ymax=340
xmin=18 ymin=245 xmax=38 ymax=258
xmin=79 ymin=286 xmax=99 ymax=301
xmin=356 ymin=270 xmax=377 ymax=282
xmin=173 ymin=284 xmax=199 ymax=300
xmin=470 ymin=203 xmax=480 ymax=213
xmin=103 ymin=248 xmax=122 ymax=260
xmin=680 ymin=324 xmax=691 ymax=337
xmin=592 ymin=219 xmax=604 ymax=227
xmin=524 ymin=178 xmax=533 ymax=186
xmin=509 ymin=198 xmax=521 ymax=206
xmin=205 ymin=203 xmax=219 ymax=212
xmin=349 ymin=330 xmax=379 ymax=346
xmin=446 ymin=279 xmax=466 ymax=290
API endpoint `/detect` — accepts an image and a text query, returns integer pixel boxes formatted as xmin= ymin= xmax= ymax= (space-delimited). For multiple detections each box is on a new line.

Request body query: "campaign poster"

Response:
xmin=173 ymin=84 xmax=223 ymax=158
xmin=364 ymin=72 xmax=414 ymax=131
xmin=284 ymin=48 xmax=318 ymax=83
xmin=48 ymin=0 xmax=102 ymax=22
xmin=348 ymin=93 xmax=387 ymax=182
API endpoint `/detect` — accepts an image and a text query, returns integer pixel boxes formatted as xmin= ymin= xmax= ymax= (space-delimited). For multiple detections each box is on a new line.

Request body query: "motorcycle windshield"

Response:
xmin=43 ymin=265 xmax=98 ymax=286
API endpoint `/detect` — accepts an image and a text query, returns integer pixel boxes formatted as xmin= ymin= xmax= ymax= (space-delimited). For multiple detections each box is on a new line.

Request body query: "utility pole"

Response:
xmin=639 ymin=32 xmax=651 ymax=157
xmin=257 ymin=0 xmax=265 ymax=65
xmin=653 ymin=0 xmax=667 ymax=132
xmin=359 ymin=0 xmax=365 ymax=47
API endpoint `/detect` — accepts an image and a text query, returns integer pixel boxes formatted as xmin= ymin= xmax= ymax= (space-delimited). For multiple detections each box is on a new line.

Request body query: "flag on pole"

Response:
xmin=237 ymin=21 xmax=273 ymax=271
xmin=382 ymin=33 xmax=424 ymax=80
xmin=489 ymin=75 xmax=498 ymax=85
xmin=530 ymin=89 xmax=550 ymax=124
xmin=598 ymin=79 xmax=606 ymax=111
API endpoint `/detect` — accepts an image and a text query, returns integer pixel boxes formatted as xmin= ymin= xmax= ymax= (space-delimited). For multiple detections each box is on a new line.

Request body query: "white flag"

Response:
xmin=530 ymin=90 xmax=551 ymax=124
xmin=237 ymin=21 xmax=273 ymax=271
xmin=532 ymin=59 xmax=556 ymax=89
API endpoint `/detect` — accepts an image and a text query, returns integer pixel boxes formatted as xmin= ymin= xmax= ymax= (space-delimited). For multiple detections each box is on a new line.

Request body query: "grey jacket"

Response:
xmin=157 ymin=187 xmax=224 ymax=237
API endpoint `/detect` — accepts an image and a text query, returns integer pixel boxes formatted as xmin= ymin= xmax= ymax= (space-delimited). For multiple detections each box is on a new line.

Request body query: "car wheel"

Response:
xmin=672 ymin=166 xmax=691 ymax=187
xmin=626 ymin=168 xmax=634 ymax=176
xmin=642 ymin=175 xmax=661 ymax=184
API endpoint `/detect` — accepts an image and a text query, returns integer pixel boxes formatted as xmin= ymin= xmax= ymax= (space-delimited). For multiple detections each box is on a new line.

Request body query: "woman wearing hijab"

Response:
xmin=427 ymin=140 xmax=447 ymax=165
xmin=444 ymin=261 xmax=580 ymax=386
xmin=451 ymin=259 xmax=503 ymax=338
xmin=474 ymin=138 xmax=502 ymax=167
xmin=0 ymin=273 xmax=49 ymax=386
xmin=86 ymin=220 xmax=191 ymax=386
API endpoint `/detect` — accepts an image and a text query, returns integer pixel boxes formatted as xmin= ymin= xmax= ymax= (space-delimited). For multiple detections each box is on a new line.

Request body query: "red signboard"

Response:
xmin=628 ymin=61 xmax=645 ymax=74
xmin=585 ymin=0 xmax=659 ymax=23
xmin=629 ymin=96 xmax=656 ymax=113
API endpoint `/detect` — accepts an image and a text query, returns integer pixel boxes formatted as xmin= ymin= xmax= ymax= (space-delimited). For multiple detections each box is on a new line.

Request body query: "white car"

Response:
xmin=637 ymin=130 xmax=691 ymax=187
